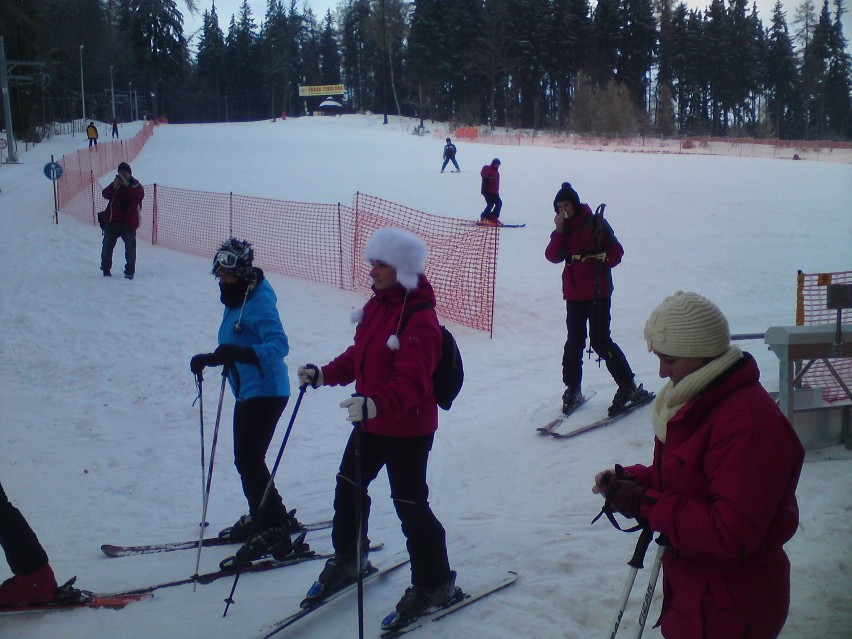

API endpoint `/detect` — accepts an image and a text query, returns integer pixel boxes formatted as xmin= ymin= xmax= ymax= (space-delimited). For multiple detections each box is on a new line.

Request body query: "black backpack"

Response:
xmin=401 ymin=303 xmax=464 ymax=410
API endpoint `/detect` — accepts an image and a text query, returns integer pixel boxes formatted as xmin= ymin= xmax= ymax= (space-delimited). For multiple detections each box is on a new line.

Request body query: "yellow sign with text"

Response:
xmin=299 ymin=84 xmax=345 ymax=97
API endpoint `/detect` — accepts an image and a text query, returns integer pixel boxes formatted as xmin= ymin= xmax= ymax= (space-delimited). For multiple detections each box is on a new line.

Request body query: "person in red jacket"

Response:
xmin=593 ymin=291 xmax=805 ymax=639
xmin=297 ymin=227 xmax=457 ymax=623
xmin=545 ymin=182 xmax=649 ymax=415
xmin=100 ymin=161 xmax=144 ymax=279
xmin=479 ymin=158 xmax=502 ymax=225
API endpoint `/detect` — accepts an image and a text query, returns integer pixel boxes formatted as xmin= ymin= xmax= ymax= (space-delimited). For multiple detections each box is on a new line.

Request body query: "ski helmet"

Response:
xmin=212 ymin=238 xmax=255 ymax=281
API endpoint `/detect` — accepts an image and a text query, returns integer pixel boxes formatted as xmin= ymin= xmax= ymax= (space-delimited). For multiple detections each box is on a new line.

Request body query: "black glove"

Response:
xmin=214 ymin=344 xmax=259 ymax=366
xmin=190 ymin=353 xmax=220 ymax=375
xmin=602 ymin=480 xmax=651 ymax=520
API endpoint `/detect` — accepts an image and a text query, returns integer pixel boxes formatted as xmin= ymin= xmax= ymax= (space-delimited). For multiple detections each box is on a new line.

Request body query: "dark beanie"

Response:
xmin=117 ymin=162 xmax=132 ymax=175
xmin=553 ymin=182 xmax=581 ymax=212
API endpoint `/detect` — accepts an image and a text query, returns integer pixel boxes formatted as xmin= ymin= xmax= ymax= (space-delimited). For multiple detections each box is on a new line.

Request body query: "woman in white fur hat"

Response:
xmin=592 ymin=291 xmax=804 ymax=639
xmin=297 ymin=227 xmax=457 ymax=625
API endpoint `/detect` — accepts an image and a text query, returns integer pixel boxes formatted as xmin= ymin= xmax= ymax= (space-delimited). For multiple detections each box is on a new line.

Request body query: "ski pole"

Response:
xmin=191 ymin=365 xmax=229 ymax=592
xmin=587 ymin=203 xmax=606 ymax=364
xmin=223 ymin=384 xmax=307 ymax=617
xmin=608 ymin=526 xmax=653 ymax=639
xmin=194 ymin=373 xmax=207 ymax=528
xmin=633 ymin=535 xmax=667 ymax=639
xmin=354 ymin=421 xmax=366 ymax=639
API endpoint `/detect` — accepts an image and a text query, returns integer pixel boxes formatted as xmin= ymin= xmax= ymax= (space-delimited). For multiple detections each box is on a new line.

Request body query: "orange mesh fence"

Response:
xmin=57 ymin=147 xmax=498 ymax=332
xmin=351 ymin=193 xmax=498 ymax=332
xmin=57 ymin=122 xmax=155 ymax=214
xmin=796 ymin=270 xmax=852 ymax=403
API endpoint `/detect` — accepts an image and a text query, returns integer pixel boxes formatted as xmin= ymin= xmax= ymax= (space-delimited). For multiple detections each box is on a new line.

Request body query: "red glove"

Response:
xmin=602 ymin=480 xmax=652 ymax=520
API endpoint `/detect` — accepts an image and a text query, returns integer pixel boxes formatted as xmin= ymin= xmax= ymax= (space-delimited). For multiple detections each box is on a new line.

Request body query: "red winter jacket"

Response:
xmin=544 ymin=203 xmax=623 ymax=301
xmin=626 ymin=354 xmax=804 ymax=639
xmin=480 ymin=164 xmax=500 ymax=195
xmin=102 ymin=178 xmax=144 ymax=229
xmin=321 ymin=275 xmax=442 ymax=438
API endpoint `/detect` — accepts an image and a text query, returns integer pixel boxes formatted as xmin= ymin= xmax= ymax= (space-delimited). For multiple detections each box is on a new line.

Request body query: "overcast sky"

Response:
xmin=180 ymin=0 xmax=849 ymax=53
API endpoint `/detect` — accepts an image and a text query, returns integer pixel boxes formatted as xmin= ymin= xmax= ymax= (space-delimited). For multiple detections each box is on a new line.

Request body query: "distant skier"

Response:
xmin=441 ymin=138 xmax=460 ymax=173
xmin=86 ymin=122 xmax=98 ymax=147
xmin=479 ymin=158 xmax=502 ymax=225
xmin=111 ymin=119 xmax=119 ymax=139
xmin=0 ymin=482 xmax=58 ymax=606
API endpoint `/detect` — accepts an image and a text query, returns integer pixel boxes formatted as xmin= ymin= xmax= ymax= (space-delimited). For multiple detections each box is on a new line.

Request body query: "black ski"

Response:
xmin=550 ymin=392 xmax=655 ymax=439
xmin=473 ymin=221 xmax=526 ymax=228
xmin=380 ymin=570 xmax=518 ymax=638
xmin=536 ymin=390 xmax=598 ymax=434
xmin=101 ymin=518 xmax=332 ymax=557
xmin=116 ymin=543 xmax=384 ymax=595
xmin=0 ymin=577 xmax=152 ymax=616
xmin=257 ymin=553 xmax=410 ymax=639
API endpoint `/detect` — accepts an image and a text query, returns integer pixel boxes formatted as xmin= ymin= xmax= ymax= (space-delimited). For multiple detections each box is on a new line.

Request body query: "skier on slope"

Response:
xmin=545 ymin=181 xmax=650 ymax=416
xmin=297 ymin=227 xmax=458 ymax=627
xmin=440 ymin=138 xmax=460 ymax=173
xmin=479 ymin=158 xmax=503 ymax=225
xmin=593 ymin=291 xmax=804 ymax=639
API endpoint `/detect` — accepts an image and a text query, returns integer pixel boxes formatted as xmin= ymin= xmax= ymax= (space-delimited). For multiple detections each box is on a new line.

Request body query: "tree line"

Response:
xmin=2 ymin=0 xmax=850 ymax=141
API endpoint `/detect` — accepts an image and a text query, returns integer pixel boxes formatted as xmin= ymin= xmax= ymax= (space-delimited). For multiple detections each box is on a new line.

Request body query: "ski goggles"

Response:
xmin=214 ymin=249 xmax=241 ymax=269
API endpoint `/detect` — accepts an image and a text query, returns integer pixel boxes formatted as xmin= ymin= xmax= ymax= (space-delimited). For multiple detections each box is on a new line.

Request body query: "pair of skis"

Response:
xmin=258 ymin=555 xmax=517 ymax=639
xmin=100 ymin=518 xmax=332 ymax=558
xmin=537 ymin=390 xmax=655 ymax=439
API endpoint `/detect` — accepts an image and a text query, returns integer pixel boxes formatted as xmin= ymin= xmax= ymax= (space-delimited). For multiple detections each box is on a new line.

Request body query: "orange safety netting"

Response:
xmin=797 ymin=270 xmax=852 ymax=403
xmin=55 ymin=127 xmax=498 ymax=333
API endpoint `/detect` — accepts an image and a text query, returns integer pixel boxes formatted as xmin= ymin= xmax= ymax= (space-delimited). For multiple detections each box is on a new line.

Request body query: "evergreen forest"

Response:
xmin=2 ymin=0 xmax=851 ymax=140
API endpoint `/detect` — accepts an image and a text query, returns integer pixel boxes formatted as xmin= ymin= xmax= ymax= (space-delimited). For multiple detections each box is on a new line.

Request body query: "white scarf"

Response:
xmin=651 ymin=346 xmax=743 ymax=443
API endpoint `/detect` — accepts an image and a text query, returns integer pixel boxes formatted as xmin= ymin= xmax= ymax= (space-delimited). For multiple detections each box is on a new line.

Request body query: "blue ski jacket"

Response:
xmin=218 ymin=277 xmax=290 ymax=401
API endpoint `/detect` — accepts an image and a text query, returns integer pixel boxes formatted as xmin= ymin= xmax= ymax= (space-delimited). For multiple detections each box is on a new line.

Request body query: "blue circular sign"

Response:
xmin=43 ymin=162 xmax=63 ymax=180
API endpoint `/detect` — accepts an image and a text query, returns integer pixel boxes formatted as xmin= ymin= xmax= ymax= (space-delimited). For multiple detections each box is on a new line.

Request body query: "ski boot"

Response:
xmin=561 ymin=387 xmax=585 ymax=416
xmin=608 ymin=383 xmax=652 ymax=417
xmin=217 ymin=514 xmax=253 ymax=542
xmin=381 ymin=571 xmax=462 ymax=631
xmin=300 ymin=551 xmax=372 ymax=608
xmin=0 ymin=564 xmax=58 ymax=606
xmin=219 ymin=530 xmax=307 ymax=570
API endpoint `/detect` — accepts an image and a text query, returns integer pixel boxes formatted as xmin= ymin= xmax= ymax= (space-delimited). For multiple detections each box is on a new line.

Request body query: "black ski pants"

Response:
xmin=331 ymin=428 xmax=451 ymax=590
xmin=481 ymin=193 xmax=502 ymax=219
xmin=563 ymin=297 xmax=635 ymax=391
xmin=0 ymin=482 xmax=49 ymax=575
xmin=100 ymin=221 xmax=137 ymax=276
xmin=232 ymin=396 xmax=290 ymax=531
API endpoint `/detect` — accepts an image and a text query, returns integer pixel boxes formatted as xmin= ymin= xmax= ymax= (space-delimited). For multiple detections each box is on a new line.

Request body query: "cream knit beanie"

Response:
xmin=644 ymin=291 xmax=730 ymax=358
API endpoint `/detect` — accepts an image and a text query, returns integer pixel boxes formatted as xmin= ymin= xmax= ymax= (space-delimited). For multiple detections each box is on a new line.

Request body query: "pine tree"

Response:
xmin=765 ymin=1 xmax=802 ymax=137
xmin=197 ymin=3 xmax=227 ymax=121
xmin=822 ymin=0 xmax=852 ymax=137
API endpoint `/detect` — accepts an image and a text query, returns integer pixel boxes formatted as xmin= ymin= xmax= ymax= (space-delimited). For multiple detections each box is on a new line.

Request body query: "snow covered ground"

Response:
xmin=0 ymin=115 xmax=850 ymax=639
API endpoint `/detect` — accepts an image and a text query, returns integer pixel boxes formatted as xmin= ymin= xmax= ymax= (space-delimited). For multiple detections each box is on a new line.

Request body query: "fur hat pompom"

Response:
xmin=363 ymin=227 xmax=428 ymax=291
xmin=644 ymin=291 xmax=730 ymax=358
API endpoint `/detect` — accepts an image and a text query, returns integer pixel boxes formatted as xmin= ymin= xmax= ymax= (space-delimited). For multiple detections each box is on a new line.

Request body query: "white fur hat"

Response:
xmin=644 ymin=291 xmax=730 ymax=358
xmin=363 ymin=227 xmax=427 ymax=291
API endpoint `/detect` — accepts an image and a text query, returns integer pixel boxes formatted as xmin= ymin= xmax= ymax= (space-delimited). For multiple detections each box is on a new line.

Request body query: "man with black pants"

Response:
xmin=100 ymin=162 xmax=144 ymax=279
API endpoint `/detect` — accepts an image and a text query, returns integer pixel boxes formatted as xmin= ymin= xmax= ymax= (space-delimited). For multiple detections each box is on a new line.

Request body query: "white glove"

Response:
xmin=297 ymin=364 xmax=323 ymax=388
xmin=339 ymin=396 xmax=377 ymax=423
